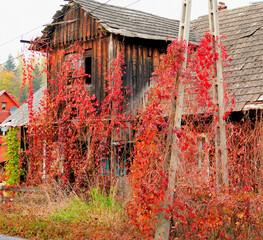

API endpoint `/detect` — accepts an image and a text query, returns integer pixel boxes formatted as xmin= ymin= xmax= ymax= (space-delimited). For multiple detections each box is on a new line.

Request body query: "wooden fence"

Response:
xmin=0 ymin=186 xmax=45 ymax=202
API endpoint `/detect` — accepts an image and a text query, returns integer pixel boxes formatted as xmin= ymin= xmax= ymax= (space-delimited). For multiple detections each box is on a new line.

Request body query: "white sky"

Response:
xmin=0 ymin=0 xmax=257 ymax=64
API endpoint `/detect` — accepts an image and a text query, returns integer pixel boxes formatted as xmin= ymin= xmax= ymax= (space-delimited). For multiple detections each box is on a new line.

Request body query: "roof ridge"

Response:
xmin=72 ymin=0 xmax=198 ymax=43
xmin=75 ymin=0 xmax=178 ymax=21
xmin=192 ymin=2 xmax=263 ymax=22
xmin=0 ymin=90 xmax=5 ymax=96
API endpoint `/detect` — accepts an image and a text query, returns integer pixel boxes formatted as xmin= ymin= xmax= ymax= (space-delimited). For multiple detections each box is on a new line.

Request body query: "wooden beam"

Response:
xmin=44 ymin=19 xmax=76 ymax=27
xmin=154 ymin=1 xmax=192 ymax=239
xmin=20 ymin=40 xmax=31 ymax=44
xmin=0 ymin=186 xmax=44 ymax=193
xmin=209 ymin=0 xmax=229 ymax=186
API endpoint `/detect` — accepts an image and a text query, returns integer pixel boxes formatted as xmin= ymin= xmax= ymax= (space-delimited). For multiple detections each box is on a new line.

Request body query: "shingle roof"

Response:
xmin=191 ymin=3 xmax=263 ymax=111
xmin=56 ymin=0 xmax=198 ymax=43
xmin=0 ymin=85 xmax=47 ymax=127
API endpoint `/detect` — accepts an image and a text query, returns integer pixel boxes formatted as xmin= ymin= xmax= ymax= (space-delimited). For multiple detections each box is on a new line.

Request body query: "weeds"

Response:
xmin=0 ymin=188 xmax=139 ymax=239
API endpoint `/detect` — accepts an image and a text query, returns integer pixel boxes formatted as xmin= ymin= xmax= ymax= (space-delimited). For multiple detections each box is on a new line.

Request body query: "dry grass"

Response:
xmin=0 ymin=186 xmax=140 ymax=240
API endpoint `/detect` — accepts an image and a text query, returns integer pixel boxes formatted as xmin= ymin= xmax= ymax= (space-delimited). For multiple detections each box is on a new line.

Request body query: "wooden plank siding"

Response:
xmin=48 ymin=6 xmax=104 ymax=48
xmin=47 ymin=4 xmax=110 ymax=103
xmin=114 ymin=37 xmax=168 ymax=111
xmin=46 ymin=4 xmax=169 ymax=110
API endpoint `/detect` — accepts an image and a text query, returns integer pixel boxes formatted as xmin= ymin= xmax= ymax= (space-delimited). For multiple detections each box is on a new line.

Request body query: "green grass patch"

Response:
xmin=0 ymin=189 xmax=140 ymax=239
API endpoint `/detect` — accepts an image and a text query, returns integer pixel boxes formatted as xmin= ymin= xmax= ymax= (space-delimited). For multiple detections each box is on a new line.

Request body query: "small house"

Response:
xmin=0 ymin=90 xmax=19 ymax=173
xmin=0 ymin=84 xmax=47 ymax=150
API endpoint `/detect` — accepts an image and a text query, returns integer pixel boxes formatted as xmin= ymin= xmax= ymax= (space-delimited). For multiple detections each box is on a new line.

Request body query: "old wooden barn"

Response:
xmin=1 ymin=0 xmax=263 ymax=192
xmin=32 ymin=0 xmax=198 ymax=109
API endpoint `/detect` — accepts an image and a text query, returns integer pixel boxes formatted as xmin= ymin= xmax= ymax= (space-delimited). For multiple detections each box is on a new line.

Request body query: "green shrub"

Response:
xmin=3 ymin=127 xmax=21 ymax=186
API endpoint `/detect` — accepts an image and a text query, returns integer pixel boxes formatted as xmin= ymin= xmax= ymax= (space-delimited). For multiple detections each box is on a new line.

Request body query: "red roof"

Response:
xmin=0 ymin=90 xmax=19 ymax=108
xmin=0 ymin=112 xmax=11 ymax=123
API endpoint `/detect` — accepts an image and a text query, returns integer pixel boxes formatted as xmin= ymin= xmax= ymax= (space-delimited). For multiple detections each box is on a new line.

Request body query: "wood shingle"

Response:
xmin=46 ymin=0 xmax=198 ymax=43
xmin=191 ymin=3 xmax=263 ymax=111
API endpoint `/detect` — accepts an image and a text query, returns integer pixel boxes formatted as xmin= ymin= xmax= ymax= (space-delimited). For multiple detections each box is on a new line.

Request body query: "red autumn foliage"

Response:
xmin=17 ymin=34 xmax=263 ymax=239
xmin=127 ymin=34 xmax=262 ymax=238
xmin=22 ymin=45 xmax=130 ymax=192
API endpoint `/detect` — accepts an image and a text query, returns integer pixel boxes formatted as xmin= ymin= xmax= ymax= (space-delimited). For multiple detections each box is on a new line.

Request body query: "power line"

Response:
xmin=88 ymin=0 xmax=112 ymax=14
xmin=125 ymin=0 xmax=142 ymax=8
xmin=0 ymin=0 xmax=114 ymax=50
xmin=0 ymin=26 xmax=42 ymax=49
xmin=0 ymin=4 xmax=82 ymax=49
xmin=0 ymin=0 xmax=113 ymax=66
xmin=0 ymin=0 xmax=142 ymax=66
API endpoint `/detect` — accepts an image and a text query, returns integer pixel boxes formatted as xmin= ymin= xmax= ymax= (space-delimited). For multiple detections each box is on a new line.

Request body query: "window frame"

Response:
xmin=63 ymin=50 xmax=93 ymax=86
xmin=83 ymin=49 xmax=93 ymax=85
xmin=1 ymin=102 xmax=7 ymax=111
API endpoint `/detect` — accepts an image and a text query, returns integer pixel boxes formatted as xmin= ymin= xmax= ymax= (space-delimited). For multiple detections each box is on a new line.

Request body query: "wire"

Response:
xmin=125 ymin=0 xmax=142 ymax=8
xmin=0 ymin=0 xmax=114 ymax=49
xmin=0 ymin=26 xmax=42 ymax=49
xmin=88 ymin=0 xmax=113 ymax=14
xmin=36 ymin=0 xmax=142 ymax=50
xmin=0 ymin=0 xmax=142 ymax=66
xmin=0 ymin=4 xmax=82 ymax=49
xmin=0 ymin=0 xmax=112 ymax=66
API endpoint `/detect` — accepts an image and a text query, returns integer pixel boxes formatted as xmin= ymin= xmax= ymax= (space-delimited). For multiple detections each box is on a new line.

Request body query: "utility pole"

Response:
xmin=154 ymin=1 xmax=192 ymax=239
xmin=208 ymin=0 xmax=228 ymax=186
xmin=155 ymin=0 xmax=228 ymax=239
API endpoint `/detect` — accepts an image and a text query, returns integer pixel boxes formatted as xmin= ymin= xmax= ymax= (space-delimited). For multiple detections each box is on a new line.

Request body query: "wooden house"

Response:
xmin=0 ymin=90 xmax=19 ymax=174
xmin=5 ymin=0 xmax=198 ymax=190
xmin=3 ymin=1 xmax=263 ymax=189
xmin=32 ymin=0 xmax=198 ymax=109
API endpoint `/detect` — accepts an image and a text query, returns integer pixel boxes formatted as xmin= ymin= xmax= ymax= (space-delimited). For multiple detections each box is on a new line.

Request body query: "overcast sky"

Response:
xmin=0 ymin=0 xmax=257 ymax=64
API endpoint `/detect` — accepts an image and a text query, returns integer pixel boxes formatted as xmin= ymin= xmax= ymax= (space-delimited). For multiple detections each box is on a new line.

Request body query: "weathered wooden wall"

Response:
xmin=117 ymin=37 xmax=168 ymax=110
xmin=46 ymin=4 xmax=111 ymax=102
xmin=47 ymin=5 xmax=103 ymax=46
xmin=40 ymin=3 xmax=171 ymax=195
xmin=46 ymin=3 xmax=169 ymax=109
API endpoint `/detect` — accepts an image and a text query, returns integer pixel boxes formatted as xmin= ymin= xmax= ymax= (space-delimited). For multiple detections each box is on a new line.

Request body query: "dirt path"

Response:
xmin=0 ymin=235 xmax=25 ymax=240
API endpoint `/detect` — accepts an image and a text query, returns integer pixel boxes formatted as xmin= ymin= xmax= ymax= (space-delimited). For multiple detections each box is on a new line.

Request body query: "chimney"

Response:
xmin=218 ymin=2 xmax=227 ymax=11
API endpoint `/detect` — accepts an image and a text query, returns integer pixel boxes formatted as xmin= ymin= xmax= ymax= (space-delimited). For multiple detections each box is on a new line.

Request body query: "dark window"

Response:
xmin=85 ymin=57 xmax=92 ymax=85
xmin=2 ymin=102 xmax=7 ymax=110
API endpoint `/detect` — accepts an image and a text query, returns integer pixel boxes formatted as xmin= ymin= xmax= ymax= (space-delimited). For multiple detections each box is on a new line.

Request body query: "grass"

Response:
xmin=2 ymin=186 xmax=261 ymax=239
xmin=0 ymin=188 xmax=140 ymax=239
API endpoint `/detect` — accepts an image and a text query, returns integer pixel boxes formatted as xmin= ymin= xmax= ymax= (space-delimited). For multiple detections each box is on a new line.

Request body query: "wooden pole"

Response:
xmin=154 ymin=1 xmax=192 ymax=239
xmin=208 ymin=0 xmax=228 ymax=186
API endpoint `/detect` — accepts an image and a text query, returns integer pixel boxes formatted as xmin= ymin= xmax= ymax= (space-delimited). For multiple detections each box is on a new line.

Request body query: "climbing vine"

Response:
xmin=127 ymin=34 xmax=262 ymax=238
xmin=18 ymin=34 xmax=263 ymax=239
xmin=21 ymin=45 xmax=130 ymax=192
xmin=3 ymin=127 xmax=21 ymax=186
